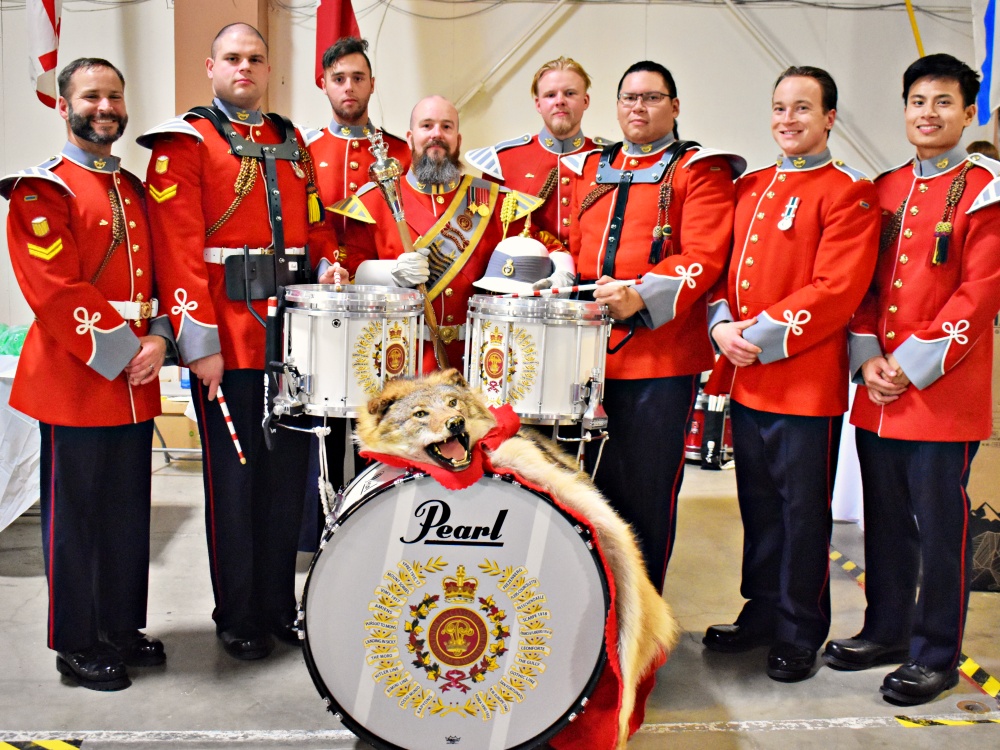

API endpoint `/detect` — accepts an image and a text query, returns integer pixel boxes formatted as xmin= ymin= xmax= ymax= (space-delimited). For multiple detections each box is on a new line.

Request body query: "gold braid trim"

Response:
xmin=206 ymin=155 xmax=257 ymax=237
xmin=879 ymin=199 xmax=906 ymax=254
xmin=91 ymin=189 xmax=126 ymax=285
xmin=536 ymin=167 xmax=559 ymax=202
xmin=578 ymin=183 xmax=615 ymax=219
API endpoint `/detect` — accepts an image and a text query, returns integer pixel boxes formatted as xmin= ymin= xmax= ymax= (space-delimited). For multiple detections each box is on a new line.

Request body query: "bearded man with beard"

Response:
xmin=333 ymin=95 xmax=548 ymax=368
xmin=1 ymin=58 xmax=174 ymax=690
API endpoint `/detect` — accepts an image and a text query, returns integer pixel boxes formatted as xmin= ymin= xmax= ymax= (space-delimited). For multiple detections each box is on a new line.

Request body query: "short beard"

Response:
xmin=332 ymin=100 xmax=368 ymax=127
xmin=412 ymin=148 xmax=462 ymax=186
xmin=546 ymin=116 xmax=578 ymax=139
xmin=68 ymin=105 xmax=126 ymax=146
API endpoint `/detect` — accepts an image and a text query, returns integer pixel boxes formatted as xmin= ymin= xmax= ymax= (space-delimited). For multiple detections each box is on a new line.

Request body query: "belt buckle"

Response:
xmin=139 ymin=301 xmax=153 ymax=320
xmin=438 ymin=325 xmax=458 ymax=345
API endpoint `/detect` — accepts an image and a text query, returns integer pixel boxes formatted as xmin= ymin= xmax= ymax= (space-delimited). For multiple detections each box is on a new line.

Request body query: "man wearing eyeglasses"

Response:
xmin=701 ymin=66 xmax=880 ymax=682
xmin=566 ymin=61 xmax=744 ymax=594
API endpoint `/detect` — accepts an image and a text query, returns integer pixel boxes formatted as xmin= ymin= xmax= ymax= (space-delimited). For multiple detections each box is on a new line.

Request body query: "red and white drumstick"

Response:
xmin=497 ymin=278 xmax=642 ymax=299
xmin=215 ymin=385 xmax=246 ymax=465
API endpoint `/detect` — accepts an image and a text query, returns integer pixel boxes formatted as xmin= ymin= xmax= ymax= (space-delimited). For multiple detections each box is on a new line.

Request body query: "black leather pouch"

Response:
xmin=224 ymin=254 xmax=276 ymax=301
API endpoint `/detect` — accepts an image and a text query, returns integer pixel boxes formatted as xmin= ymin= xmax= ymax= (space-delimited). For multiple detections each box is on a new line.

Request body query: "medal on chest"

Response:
xmin=777 ymin=196 xmax=800 ymax=231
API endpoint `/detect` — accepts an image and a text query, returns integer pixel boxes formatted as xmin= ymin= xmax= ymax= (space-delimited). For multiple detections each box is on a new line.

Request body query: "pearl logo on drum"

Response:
xmin=401 ymin=499 xmax=508 ymax=546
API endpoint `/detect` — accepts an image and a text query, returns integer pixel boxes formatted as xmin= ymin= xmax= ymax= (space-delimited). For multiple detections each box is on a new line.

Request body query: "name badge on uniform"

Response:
xmin=778 ymin=197 xmax=800 ymax=231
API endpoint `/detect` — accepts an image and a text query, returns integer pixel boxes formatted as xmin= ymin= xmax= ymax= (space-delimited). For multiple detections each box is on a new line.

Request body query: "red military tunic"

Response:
xmin=310 ymin=120 xmax=409 ymax=228
xmin=140 ymin=102 xmax=338 ymax=370
xmin=2 ymin=146 xmax=163 ymax=426
xmin=708 ymin=151 xmax=880 ymax=416
xmin=466 ymin=129 xmax=607 ymax=247
xmin=336 ymin=172 xmax=535 ymax=366
xmin=568 ymin=137 xmax=739 ymax=380
xmin=850 ymin=148 xmax=1000 ymax=441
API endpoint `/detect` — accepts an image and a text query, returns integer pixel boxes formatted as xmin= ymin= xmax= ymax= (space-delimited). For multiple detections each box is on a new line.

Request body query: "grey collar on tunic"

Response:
xmin=538 ymin=127 xmax=587 ymax=154
xmin=914 ymin=145 xmax=968 ymax=177
xmin=212 ymin=97 xmax=264 ymax=126
xmin=61 ymin=142 xmax=119 ymax=173
xmin=406 ymin=170 xmax=460 ymax=195
xmin=777 ymin=148 xmax=832 ymax=171
xmin=621 ymin=133 xmax=675 ymax=156
xmin=328 ymin=120 xmax=375 ymax=139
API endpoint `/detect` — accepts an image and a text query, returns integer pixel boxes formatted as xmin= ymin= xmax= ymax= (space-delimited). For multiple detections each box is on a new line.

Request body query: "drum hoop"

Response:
xmin=468 ymin=312 xmax=609 ymax=327
xmin=301 ymin=469 xmax=611 ymax=750
xmin=286 ymin=305 xmax=424 ymax=317
xmin=468 ymin=294 xmax=609 ymax=324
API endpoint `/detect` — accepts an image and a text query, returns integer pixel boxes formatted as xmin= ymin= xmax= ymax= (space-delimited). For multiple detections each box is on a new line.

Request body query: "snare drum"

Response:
xmin=303 ymin=463 xmax=609 ymax=750
xmin=465 ymin=295 xmax=610 ymax=424
xmin=282 ymin=285 xmax=423 ymax=418
xmin=684 ymin=392 xmax=733 ymax=463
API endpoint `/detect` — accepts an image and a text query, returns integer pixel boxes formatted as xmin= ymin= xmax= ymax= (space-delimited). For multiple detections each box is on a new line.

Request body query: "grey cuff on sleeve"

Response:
xmin=90 ymin=325 xmax=141 ymax=381
xmin=848 ymin=332 xmax=882 ymax=384
xmin=176 ymin=316 xmax=222 ymax=366
xmin=150 ymin=315 xmax=179 ymax=367
xmin=892 ymin=335 xmax=946 ymax=390
xmin=741 ymin=313 xmax=788 ymax=364
xmin=707 ymin=299 xmax=733 ymax=333
xmin=636 ymin=274 xmax=683 ymax=329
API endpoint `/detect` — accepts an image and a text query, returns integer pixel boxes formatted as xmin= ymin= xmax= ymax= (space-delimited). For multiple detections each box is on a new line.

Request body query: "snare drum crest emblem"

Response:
xmin=363 ymin=557 xmax=553 ymax=721
xmin=354 ymin=320 xmax=410 ymax=394
xmin=479 ymin=324 xmax=537 ymax=407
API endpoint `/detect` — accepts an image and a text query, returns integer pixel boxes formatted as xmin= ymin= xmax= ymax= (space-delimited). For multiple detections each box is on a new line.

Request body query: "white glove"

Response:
xmin=531 ymin=251 xmax=576 ymax=295
xmin=390 ymin=250 xmax=430 ymax=286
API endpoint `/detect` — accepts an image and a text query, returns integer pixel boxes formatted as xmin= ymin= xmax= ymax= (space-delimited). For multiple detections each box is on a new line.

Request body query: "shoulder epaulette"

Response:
xmin=464 ymin=134 xmax=532 ymax=181
xmin=329 ymin=191 xmax=376 ymax=223
xmin=0 ymin=158 xmax=72 ymax=201
xmin=495 ymin=187 xmax=544 ymax=221
xmin=686 ymin=147 xmax=747 ymax=179
xmin=561 ymin=148 xmax=602 ymax=176
xmin=356 ymin=181 xmax=379 ymax=197
xmin=875 ymin=160 xmax=913 ymax=181
xmin=968 ymin=174 xmax=1000 ymax=214
xmin=298 ymin=126 xmax=324 ymax=147
xmin=967 ymin=152 xmax=1000 ymax=178
xmin=592 ymin=136 xmax=612 ymax=147
xmin=136 ymin=117 xmax=205 ymax=149
xmin=831 ymin=159 xmax=872 ymax=183
xmin=738 ymin=162 xmax=777 ymax=180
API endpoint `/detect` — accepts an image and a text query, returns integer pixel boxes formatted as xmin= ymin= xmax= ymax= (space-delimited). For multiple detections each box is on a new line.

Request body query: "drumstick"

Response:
xmin=215 ymin=385 xmax=246 ymax=465
xmin=497 ymin=278 xmax=643 ymax=299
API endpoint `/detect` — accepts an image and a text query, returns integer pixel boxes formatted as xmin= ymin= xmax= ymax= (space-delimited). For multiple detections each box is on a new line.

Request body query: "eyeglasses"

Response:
xmin=617 ymin=91 xmax=672 ymax=107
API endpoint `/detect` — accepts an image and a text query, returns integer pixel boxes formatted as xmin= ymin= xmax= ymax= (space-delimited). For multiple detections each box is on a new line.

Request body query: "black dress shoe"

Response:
xmin=766 ymin=641 xmax=817 ymax=682
xmin=103 ymin=630 xmax=166 ymax=667
xmin=703 ymin=623 xmax=772 ymax=653
xmin=218 ymin=625 xmax=273 ymax=660
xmin=56 ymin=644 xmax=131 ymax=691
xmin=822 ymin=636 xmax=908 ymax=671
xmin=880 ymin=660 xmax=960 ymax=705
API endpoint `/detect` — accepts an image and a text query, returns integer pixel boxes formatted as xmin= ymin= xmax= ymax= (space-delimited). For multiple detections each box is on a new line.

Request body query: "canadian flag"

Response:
xmin=315 ymin=0 xmax=360 ymax=87
xmin=27 ymin=0 xmax=62 ymax=108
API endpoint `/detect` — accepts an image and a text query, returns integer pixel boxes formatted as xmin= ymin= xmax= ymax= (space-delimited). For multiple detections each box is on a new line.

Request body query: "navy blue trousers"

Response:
xmin=856 ymin=429 xmax=977 ymax=671
xmin=730 ymin=402 xmax=841 ymax=650
xmin=585 ymin=375 xmax=697 ymax=592
xmin=191 ymin=369 xmax=310 ymax=632
xmin=39 ymin=420 xmax=153 ymax=653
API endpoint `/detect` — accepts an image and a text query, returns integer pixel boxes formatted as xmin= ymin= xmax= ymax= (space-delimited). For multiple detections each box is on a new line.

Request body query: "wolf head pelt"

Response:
xmin=357 ymin=370 xmax=679 ymax=749
xmin=356 ymin=369 xmax=496 ymax=470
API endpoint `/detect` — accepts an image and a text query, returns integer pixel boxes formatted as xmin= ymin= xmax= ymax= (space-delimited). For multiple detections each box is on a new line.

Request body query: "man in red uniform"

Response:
xmin=140 ymin=23 xmax=338 ymax=660
xmin=568 ymin=61 xmax=742 ymax=593
xmin=824 ymin=54 xmax=1000 ymax=705
xmin=701 ymin=67 xmax=880 ymax=682
xmin=334 ymin=95 xmax=545 ymax=368
xmin=312 ymin=36 xmax=410 ymax=246
xmin=466 ymin=56 xmax=606 ymax=255
xmin=1 ymin=58 xmax=171 ymax=690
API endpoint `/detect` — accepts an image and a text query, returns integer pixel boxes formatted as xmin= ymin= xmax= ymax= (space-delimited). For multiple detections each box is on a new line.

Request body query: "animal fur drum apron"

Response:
xmin=464 ymin=295 xmax=610 ymax=425
xmin=302 ymin=462 xmax=609 ymax=749
xmin=280 ymin=285 xmax=424 ymax=417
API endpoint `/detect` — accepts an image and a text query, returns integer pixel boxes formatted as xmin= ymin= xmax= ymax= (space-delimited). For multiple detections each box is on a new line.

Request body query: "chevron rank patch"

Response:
xmin=31 ymin=217 xmax=49 ymax=237
xmin=328 ymin=194 xmax=375 ymax=224
xmin=27 ymin=238 xmax=63 ymax=261
xmin=155 ymin=155 xmax=169 ymax=174
xmin=148 ymin=184 xmax=177 ymax=203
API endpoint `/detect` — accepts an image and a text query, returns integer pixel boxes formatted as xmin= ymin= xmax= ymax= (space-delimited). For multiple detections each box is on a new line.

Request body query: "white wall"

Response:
xmin=0 ymin=0 xmax=988 ymax=326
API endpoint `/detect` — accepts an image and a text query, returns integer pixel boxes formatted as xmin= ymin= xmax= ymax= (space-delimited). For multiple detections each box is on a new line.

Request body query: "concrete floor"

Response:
xmin=0 ymin=454 xmax=998 ymax=749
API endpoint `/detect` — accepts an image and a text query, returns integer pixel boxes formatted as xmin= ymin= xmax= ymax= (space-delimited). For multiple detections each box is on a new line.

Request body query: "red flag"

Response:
xmin=315 ymin=0 xmax=361 ymax=88
xmin=27 ymin=0 xmax=62 ymax=108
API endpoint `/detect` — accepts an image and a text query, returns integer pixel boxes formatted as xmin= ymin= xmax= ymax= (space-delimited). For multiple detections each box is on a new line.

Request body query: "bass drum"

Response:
xmin=303 ymin=463 xmax=610 ymax=749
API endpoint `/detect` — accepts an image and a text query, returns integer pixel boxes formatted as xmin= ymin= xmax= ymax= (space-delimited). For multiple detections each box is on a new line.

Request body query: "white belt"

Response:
xmin=203 ymin=246 xmax=306 ymax=264
xmin=423 ymin=324 xmax=465 ymax=344
xmin=109 ymin=299 xmax=159 ymax=321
